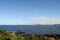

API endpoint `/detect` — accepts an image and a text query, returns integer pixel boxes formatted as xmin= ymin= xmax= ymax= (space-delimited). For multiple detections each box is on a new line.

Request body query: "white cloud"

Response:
xmin=23 ymin=17 xmax=60 ymax=25
xmin=0 ymin=17 xmax=60 ymax=25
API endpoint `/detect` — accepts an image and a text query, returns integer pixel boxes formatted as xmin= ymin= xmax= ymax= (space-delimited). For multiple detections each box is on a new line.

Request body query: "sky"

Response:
xmin=0 ymin=0 xmax=60 ymax=25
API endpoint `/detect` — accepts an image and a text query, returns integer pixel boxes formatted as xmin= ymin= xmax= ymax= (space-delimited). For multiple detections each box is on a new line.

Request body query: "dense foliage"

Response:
xmin=0 ymin=30 xmax=60 ymax=40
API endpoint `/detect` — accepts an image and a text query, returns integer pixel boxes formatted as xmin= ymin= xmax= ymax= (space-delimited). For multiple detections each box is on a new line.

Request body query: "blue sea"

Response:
xmin=0 ymin=25 xmax=60 ymax=34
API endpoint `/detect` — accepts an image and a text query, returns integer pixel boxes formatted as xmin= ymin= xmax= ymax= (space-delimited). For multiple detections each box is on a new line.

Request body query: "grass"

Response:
xmin=0 ymin=30 xmax=60 ymax=40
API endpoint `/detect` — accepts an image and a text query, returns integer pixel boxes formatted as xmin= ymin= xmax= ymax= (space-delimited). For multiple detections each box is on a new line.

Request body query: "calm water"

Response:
xmin=0 ymin=25 xmax=60 ymax=34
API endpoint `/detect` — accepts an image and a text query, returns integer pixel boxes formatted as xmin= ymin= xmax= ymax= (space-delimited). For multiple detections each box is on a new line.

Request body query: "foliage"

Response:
xmin=0 ymin=30 xmax=58 ymax=40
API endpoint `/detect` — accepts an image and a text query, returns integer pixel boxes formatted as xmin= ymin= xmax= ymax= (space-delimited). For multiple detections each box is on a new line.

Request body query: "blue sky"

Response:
xmin=0 ymin=0 xmax=60 ymax=25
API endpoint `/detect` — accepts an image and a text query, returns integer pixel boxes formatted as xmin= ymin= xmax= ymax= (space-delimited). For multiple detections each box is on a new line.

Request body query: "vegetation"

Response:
xmin=0 ymin=30 xmax=60 ymax=40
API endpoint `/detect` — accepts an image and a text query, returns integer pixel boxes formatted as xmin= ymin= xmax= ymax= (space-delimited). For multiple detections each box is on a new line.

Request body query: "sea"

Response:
xmin=0 ymin=25 xmax=60 ymax=34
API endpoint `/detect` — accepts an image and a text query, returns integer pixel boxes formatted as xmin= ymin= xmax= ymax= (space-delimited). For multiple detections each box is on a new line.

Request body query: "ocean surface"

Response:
xmin=0 ymin=25 xmax=60 ymax=34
